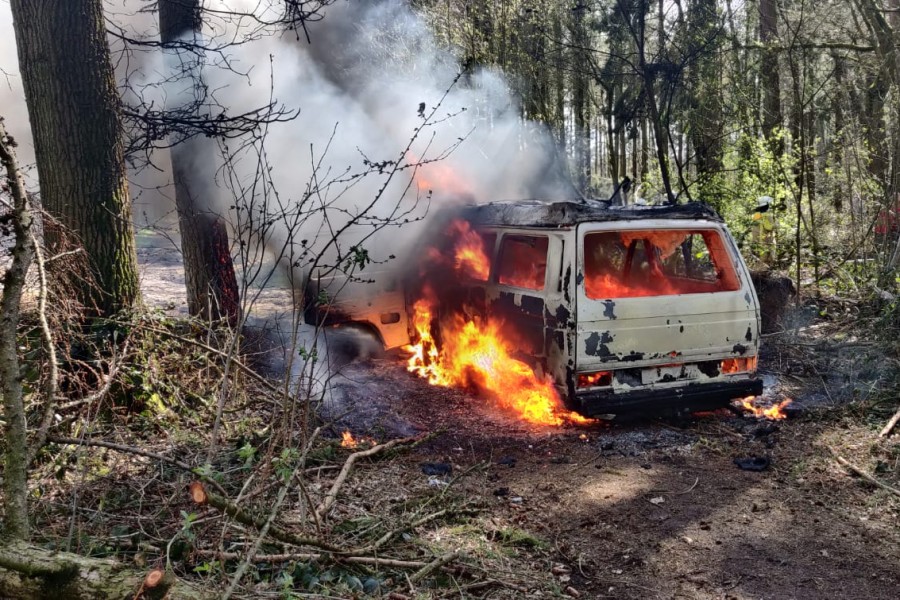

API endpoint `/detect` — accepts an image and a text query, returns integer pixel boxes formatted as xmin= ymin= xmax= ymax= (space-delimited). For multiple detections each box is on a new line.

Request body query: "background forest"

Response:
xmin=413 ymin=0 xmax=900 ymax=296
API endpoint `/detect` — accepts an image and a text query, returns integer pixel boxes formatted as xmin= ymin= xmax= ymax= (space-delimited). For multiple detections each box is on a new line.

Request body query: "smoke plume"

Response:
xmin=1 ymin=0 xmax=570 ymax=270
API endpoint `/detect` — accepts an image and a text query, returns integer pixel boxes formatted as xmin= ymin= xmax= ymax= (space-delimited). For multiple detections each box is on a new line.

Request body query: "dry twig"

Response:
xmin=408 ymin=550 xmax=464 ymax=584
xmin=829 ymin=447 xmax=900 ymax=499
xmin=48 ymin=436 xmax=228 ymax=496
xmin=879 ymin=406 xmax=900 ymax=438
xmin=194 ymin=549 xmax=430 ymax=568
xmin=315 ymin=434 xmax=423 ymax=521
xmin=190 ymin=482 xmax=347 ymax=553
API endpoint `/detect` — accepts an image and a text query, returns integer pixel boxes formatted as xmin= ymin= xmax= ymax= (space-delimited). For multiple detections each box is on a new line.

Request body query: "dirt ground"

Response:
xmin=136 ymin=242 xmax=900 ymax=599
xmin=316 ymin=353 xmax=899 ymax=600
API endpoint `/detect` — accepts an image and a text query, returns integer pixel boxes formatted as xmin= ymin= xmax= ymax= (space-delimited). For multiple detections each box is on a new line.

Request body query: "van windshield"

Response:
xmin=583 ymin=229 xmax=740 ymax=299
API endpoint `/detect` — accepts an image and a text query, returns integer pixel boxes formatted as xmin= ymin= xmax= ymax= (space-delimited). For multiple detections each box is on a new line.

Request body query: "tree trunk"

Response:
xmin=0 ymin=541 xmax=210 ymax=599
xmin=572 ymin=4 xmax=591 ymax=193
xmin=686 ymin=0 xmax=724 ymax=196
xmin=759 ymin=0 xmax=784 ymax=152
xmin=629 ymin=1 xmax=675 ymax=203
xmin=8 ymin=0 xmax=140 ymax=317
xmin=0 ymin=120 xmax=34 ymax=541
xmin=854 ymin=0 xmax=900 ymax=193
xmin=640 ymin=116 xmax=649 ymax=183
xmin=553 ymin=11 xmax=566 ymax=148
xmin=159 ymin=0 xmax=240 ymax=323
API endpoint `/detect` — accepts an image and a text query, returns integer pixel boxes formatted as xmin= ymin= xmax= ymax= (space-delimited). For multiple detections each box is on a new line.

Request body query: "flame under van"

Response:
xmin=306 ymin=200 xmax=763 ymax=418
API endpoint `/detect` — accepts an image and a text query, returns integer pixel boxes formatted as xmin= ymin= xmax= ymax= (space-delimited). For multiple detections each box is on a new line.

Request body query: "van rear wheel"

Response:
xmin=326 ymin=323 xmax=385 ymax=368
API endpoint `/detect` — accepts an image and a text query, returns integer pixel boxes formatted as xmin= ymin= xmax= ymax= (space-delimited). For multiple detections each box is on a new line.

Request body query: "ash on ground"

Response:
xmin=594 ymin=427 xmax=697 ymax=457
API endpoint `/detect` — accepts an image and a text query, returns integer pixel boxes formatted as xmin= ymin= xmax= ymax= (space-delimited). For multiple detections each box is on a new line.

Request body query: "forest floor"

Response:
xmin=317 ymin=342 xmax=900 ymax=600
xmin=61 ymin=241 xmax=894 ymax=599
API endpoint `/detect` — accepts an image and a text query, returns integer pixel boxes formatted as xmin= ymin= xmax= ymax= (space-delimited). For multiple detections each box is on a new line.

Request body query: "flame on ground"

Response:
xmin=405 ymin=298 xmax=590 ymax=426
xmin=738 ymin=396 xmax=792 ymax=420
xmin=340 ymin=431 xmax=375 ymax=448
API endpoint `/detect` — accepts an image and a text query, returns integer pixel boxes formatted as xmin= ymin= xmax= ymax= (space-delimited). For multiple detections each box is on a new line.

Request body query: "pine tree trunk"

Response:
xmin=687 ymin=0 xmax=724 ymax=194
xmin=8 ymin=0 xmax=140 ymax=317
xmin=571 ymin=4 xmax=590 ymax=192
xmin=159 ymin=0 xmax=240 ymax=323
xmin=759 ymin=0 xmax=784 ymax=151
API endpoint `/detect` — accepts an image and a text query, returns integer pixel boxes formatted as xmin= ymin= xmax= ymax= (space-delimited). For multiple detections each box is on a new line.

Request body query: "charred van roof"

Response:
xmin=456 ymin=199 xmax=722 ymax=228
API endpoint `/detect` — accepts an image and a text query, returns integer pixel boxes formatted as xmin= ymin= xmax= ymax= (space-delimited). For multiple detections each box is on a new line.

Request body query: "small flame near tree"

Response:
xmin=405 ymin=298 xmax=591 ymax=427
xmin=737 ymin=396 xmax=792 ymax=420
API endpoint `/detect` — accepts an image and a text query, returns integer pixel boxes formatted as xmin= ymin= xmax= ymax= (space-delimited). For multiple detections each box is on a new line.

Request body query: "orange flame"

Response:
xmin=340 ymin=431 xmax=375 ymax=448
xmin=449 ymin=220 xmax=490 ymax=280
xmin=408 ymin=153 xmax=471 ymax=196
xmin=738 ymin=396 xmax=792 ymax=420
xmin=585 ymin=273 xmax=680 ymax=299
xmin=404 ymin=299 xmax=590 ymax=426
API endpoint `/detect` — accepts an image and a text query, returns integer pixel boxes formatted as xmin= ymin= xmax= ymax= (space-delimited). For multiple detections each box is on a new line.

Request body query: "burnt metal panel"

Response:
xmin=575 ymin=378 xmax=763 ymax=418
xmin=452 ymin=200 xmax=722 ymax=228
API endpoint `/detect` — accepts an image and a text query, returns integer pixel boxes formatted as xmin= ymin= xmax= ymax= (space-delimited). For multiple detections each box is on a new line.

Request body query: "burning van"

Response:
xmin=306 ymin=199 xmax=763 ymax=420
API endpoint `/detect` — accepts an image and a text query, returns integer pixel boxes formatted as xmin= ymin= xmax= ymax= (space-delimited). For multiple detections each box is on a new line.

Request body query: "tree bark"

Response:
xmin=8 ymin=0 xmax=140 ymax=317
xmin=159 ymin=0 xmax=240 ymax=323
xmin=853 ymin=0 xmax=897 ymax=189
xmin=686 ymin=0 xmax=724 ymax=195
xmin=0 ymin=120 xmax=34 ymax=541
xmin=571 ymin=3 xmax=592 ymax=193
xmin=0 ymin=541 xmax=210 ymax=600
xmin=759 ymin=0 xmax=784 ymax=152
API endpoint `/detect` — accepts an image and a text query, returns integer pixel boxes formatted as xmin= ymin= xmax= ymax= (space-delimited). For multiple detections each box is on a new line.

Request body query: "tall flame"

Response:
xmin=405 ymin=299 xmax=590 ymax=426
xmin=341 ymin=431 xmax=358 ymax=448
xmin=449 ymin=220 xmax=490 ymax=280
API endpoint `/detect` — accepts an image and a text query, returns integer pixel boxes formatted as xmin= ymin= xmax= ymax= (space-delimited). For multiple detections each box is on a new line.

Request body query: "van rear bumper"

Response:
xmin=573 ymin=378 xmax=764 ymax=418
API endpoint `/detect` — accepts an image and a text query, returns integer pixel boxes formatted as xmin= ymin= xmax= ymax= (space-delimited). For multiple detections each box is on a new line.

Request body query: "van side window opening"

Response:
xmin=446 ymin=221 xmax=495 ymax=281
xmin=452 ymin=230 xmax=495 ymax=281
xmin=470 ymin=232 xmax=496 ymax=281
xmin=497 ymin=234 xmax=549 ymax=291
xmin=583 ymin=230 xmax=740 ymax=299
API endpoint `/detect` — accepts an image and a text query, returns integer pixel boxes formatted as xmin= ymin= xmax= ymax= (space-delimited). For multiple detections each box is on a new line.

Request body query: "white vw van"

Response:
xmin=306 ymin=199 xmax=763 ymax=418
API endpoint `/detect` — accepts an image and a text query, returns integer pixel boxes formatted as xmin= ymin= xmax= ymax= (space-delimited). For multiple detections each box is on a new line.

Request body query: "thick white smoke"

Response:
xmin=1 ymin=0 xmax=569 ymax=269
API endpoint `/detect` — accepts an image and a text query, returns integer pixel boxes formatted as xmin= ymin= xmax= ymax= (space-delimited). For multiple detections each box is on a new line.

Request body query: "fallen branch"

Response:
xmin=48 ymin=436 xmax=227 ymax=496
xmin=140 ymin=324 xmax=281 ymax=397
xmin=220 ymin=428 xmax=323 ymax=600
xmin=408 ymin=550 xmax=464 ymax=584
xmin=879 ymin=406 xmax=900 ymax=438
xmin=190 ymin=482 xmax=347 ymax=553
xmin=354 ymin=506 xmax=482 ymax=554
xmin=436 ymin=579 xmax=528 ymax=597
xmin=316 ymin=434 xmax=424 ymax=521
xmin=0 ymin=541 xmax=208 ymax=600
xmin=829 ymin=448 xmax=900 ymax=499
xmin=195 ymin=549 xmax=430 ymax=569
xmin=133 ymin=568 xmax=177 ymax=600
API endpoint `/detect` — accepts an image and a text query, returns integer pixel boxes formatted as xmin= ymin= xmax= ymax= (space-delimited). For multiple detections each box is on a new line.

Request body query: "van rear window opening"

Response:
xmin=583 ymin=230 xmax=740 ymax=299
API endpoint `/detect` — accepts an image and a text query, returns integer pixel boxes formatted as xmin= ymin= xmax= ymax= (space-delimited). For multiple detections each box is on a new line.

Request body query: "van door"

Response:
xmin=306 ymin=267 xmax=410 ymax=349
xmin=575 ymin=221 xmax=759 ymax=380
